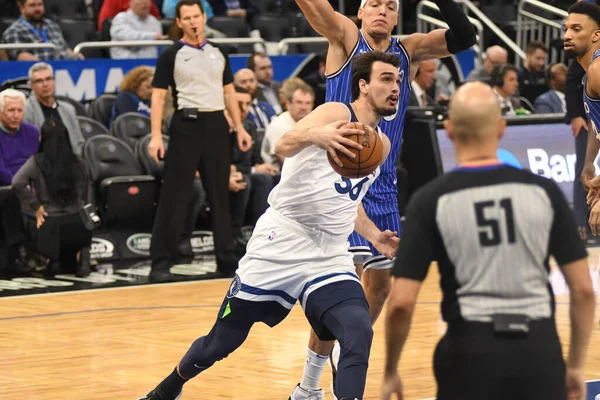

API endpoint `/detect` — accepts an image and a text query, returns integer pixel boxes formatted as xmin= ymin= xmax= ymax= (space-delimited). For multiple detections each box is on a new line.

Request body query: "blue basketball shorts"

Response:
xmin=348 ymin=211 xmax=402 ymax=270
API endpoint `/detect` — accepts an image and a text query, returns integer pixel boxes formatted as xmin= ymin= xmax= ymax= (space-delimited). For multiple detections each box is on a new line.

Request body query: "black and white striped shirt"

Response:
xmin=393 ymin=164 xmax=587 ymax=322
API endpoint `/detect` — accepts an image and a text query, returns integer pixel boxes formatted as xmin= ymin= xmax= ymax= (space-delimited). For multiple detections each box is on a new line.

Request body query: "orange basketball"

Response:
xmin=327 ymin=122 xmax=383 ymax=179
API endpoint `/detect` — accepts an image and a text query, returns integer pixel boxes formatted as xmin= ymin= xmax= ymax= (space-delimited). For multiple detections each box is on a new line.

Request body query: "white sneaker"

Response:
xmin=329 ymin=342 xmax=341 ymax=400
xmin=289 ymin=383 xmax=325 ymax=400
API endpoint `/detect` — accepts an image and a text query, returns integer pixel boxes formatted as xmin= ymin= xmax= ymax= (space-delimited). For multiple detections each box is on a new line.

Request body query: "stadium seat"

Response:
xmin=111 ymin=112 xmax=151 ymax=150
xmin=45 ymin=0 xmax=89 ymax=18
xmin=207 ymin=16 xmax=250 ymax=37
xmin=136 ymin=134 xmax=170 ymax=178
xmin=83 ymin=135 xmax=159 ymax=230
xmin=254 ymin=14 xmax=292 ymax=42
xmin=58 ymin=19 xmax=102 ymax=58
xmin=89 ymin=94 xmax=117 ymax=127
xmin=56 ymin=95 xmax=87 ymax=116
xmin=78 ymin=116 xmax=110 ymax=141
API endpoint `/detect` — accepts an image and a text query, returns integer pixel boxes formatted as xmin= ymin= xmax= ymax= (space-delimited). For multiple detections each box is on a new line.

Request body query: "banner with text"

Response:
xmin=0 ymin=55 xmax=309 ymax=101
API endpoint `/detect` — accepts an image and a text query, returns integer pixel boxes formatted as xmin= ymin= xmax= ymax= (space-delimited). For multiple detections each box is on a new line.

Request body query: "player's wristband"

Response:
xmin=433 ymin=0 xmax=476 ymax=54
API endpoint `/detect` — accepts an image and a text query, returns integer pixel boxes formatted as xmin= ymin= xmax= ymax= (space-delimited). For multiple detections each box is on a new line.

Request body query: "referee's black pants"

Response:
xmin=434 ymin=319 xmax=566 ymax=400
xmin=150 ymin=111 xmax=234 ymax=273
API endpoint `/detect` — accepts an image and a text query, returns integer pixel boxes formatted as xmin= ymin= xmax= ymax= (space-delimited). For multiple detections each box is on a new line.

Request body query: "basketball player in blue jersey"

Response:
xmin=564 ymin=2 xmax=600 ymax=236
xmin=290 ymin=0 xmax=476 ymax=398
xmin=137 ymin=51 xmax=401 ymax=400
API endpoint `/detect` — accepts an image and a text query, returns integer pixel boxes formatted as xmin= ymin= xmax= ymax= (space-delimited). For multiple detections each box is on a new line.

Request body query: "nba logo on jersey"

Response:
xmin=268 ymin=231 xmax=276 ymax=241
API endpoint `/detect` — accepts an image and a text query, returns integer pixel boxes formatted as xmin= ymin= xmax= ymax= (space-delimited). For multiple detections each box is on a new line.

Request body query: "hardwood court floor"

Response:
xmin=1 ymin=250 xmax=600 ymax=400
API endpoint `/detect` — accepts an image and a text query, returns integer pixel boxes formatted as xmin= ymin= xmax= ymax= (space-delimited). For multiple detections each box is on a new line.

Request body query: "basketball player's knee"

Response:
xmin=201 ymin=323 xmax=249 ymax=364
xmin=340 ymin=307 xmax=373 ymax=361
xmin=364 ymin=272 xmax=391 ymax=303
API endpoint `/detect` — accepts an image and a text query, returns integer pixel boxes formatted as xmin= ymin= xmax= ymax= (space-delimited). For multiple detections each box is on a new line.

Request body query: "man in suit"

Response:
xmin=409 ymin=60 xmax=436 ymax=107
xmin=23 ymin=62 xmax=85 ymax=155
xmin=233 ymin=68 xmax=276 ymax=129
xmin=534 ymin=63 xmax=567 ymax=114
xmin=247 ymin=52 xmax=282 ymax=114
xmin=466 ymin=45 xmax=508 ymax=84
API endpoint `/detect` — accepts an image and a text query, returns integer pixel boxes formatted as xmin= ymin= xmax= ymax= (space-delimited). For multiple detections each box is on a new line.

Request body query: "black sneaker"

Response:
xmin=138 ymin=385 xmax=182 ymax=400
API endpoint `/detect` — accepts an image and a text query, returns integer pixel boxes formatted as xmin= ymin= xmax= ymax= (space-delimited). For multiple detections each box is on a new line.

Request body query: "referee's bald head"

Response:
xmin=444 ymin=81 xmax=505 ymax=145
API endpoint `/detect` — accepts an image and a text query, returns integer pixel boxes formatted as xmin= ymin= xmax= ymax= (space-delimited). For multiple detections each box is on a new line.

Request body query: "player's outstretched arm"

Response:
xmin=403 ymin=0 xmax=476 ymax=64
xmin=274 ymin=103 xmax=364 ymax=161
xmin=296 ymin=0 xmax=358 ymax=49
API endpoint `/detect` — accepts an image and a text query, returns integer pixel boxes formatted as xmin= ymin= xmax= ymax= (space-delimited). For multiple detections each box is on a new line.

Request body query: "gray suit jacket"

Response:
xmin=534 ymin=90 xmax=564 ymax=114
xmin=24 ymin=96 xmax=85 ymax=155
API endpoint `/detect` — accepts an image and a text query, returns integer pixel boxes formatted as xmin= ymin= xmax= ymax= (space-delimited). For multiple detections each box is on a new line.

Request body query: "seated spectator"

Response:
xmin=491 ymin=63 xmax=522 ymax=116
xmin=261 ymin=78 xmax=314 ymax=169
xmin=233 ymin=87 xmax=277 ymax=225
xmin=0 ymin=89 xmax=40 ymax=186
xmin=303 ymin=52 xmax=326 ymax=107
xmin=466 ymin=45 xmax=508 ymax=84
xmin=109 ymin=0 xmax=164 ymax=59
xmin=0 ymin=89 xmax=40 ymax=275
xmin=248 ymin=52 xmax=283 ymax=114
xmin=109 ymin=66 xmax=153 ymax=127
xmin=208 ymin=0 xmax=259 ymax=28
xmin=234 ymin=68 xmax=275 ymax=129
xmin=97 ymin=0 xmax=161 ymax=31
xmin=12 ymin=120 xmax=92 ymax=277
xmin=179 ymin=173 xmax=207 ymax=257
xmin=409 ymin=60 xmax=437 ymax=107
xmin=228 ymin=165 xmax=249 ymax=250
xmin=24 ymin=62 xmax=85 ymax=155
xmin=1 ymin=0 xmax=82 ymax=61
xmin=518 ymin=40 xmax=549 ymax=105
xmin=534 ymin=63 xmax=568 ymax=114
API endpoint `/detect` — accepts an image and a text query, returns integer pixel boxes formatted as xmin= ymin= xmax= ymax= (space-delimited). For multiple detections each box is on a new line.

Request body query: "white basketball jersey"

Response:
xmin=267 ymin=105 xmax=382 ymax=237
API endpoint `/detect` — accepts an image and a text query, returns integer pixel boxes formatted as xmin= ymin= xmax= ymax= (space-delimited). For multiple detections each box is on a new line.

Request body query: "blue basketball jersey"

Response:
xmin=584 ymin=49 xmax=600 ymax=142
xmin=326 ymin=30 xmax=411 ymax=215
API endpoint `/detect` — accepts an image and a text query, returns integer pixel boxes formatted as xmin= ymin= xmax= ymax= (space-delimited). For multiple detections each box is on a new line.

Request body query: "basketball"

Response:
xmin=327 ymin=122 xmax=383 ymax=179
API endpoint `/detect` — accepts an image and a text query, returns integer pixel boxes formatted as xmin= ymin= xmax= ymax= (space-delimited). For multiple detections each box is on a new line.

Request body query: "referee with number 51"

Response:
xmin=148 ymin=0 xmax=252 ymax=282
xmin=382 ymin=82 xmax=595 ymax=400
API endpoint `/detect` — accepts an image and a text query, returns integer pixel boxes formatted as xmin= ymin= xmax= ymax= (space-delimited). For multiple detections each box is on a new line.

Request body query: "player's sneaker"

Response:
xmin=288 ymin=383 xmax=325 ymax=400
xmin=137 ymin=385 xmax=182 ymax=400
xmin=329 ymin=342 xmax=341 ymax=400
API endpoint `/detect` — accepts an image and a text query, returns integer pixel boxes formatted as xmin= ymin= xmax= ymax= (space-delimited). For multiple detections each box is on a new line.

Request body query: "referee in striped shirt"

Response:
xmin=382 ymin=82 xmax=595 ymax=400
xmin=148 ymin=0 xmax=252 ymax=281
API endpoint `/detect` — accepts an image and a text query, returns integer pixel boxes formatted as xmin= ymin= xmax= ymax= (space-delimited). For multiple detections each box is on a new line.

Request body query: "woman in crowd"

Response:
xmin=12 ymin=120 xmax=93 ymax=277
xmin=109 ymin=65 xmax=153 ymax=127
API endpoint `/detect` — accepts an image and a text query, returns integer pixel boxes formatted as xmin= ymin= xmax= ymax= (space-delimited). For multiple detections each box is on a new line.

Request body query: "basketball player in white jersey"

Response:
xmin=138 ymin=51 xmax=400 ymax=400
xmin=292 ymin=0 xmax=476 ymax=398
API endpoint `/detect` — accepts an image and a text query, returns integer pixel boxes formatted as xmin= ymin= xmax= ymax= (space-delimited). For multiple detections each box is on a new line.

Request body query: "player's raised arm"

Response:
xmin=296 ymin=0 xmax=359 ymax=52
xmin=403 ymin=0 xmax=476 ymax=64
xmin=274 ymin=102 xmax=364 ymax=162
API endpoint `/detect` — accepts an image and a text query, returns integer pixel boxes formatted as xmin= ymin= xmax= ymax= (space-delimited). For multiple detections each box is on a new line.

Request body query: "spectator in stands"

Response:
xmin=97 ymin=0 xmax=161 ymax=31
xmin=109 ymin=66 xmax=153 ymax=127
xmin=261 ymin=78 xmax=314 ymax=169
xmin=491 ymin=63 xmax=522 ymax=116
xmin=230 ymin=87 xmax=276 ymax=246
xmin=208 ymin=0 xmax=259 ymax=28
xmin=24 ymin=62 xmax=85 ymax=156
xmin=0 ymin=89 xmax=40 ymax=186
xmin=466 ymin=45 xmax=508 ymax=84
xmin=0 ymin=50 xmax=8 ymax=61
xmin=248 ymin=52 xmax=283 ymax=114
xmin=518 ymin=40 xmax=549 ymax=105
xmin=303 ymin=52 xmax=326 ymax=107
xmin=1 ymin=0 xmax=82 ymax=61
xmin=109 ymin=0 xmax=164 ymax=59
xmin=409 ymin=60 xmax=437 ymax=107
xmin=0 ymin=89 xmax=40 ymax=275
xmin=534 ymin=63 xmax=567 ymax=114
xmin=234 ymin=68 xmax=275 ymax=129
xmin=12 ymin=119 xmax=92 ymax=277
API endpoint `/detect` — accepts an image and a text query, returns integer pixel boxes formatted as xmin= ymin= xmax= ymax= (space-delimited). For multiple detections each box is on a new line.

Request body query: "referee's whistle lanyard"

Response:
xmin=178 ymin=38 xmax=208 ymax=49
xmin=19 ymin=17 xmax=48 ymax=42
